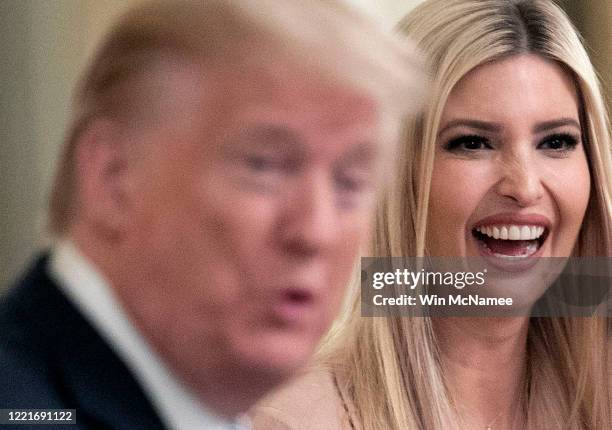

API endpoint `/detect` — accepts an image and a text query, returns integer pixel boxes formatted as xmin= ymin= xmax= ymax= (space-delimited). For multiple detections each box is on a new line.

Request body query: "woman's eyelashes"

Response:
xmin=443 ymin=134 xmax=492 ymax=152
xmin=442 ymin=132 xmax=581 ymax=155
xmin=537 ymin=133 xmax=580 ymax=152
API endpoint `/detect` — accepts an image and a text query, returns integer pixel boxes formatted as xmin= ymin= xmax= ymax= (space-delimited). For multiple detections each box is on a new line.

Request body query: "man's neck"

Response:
xmin=56 ymin=235 xmax=254 ymax=427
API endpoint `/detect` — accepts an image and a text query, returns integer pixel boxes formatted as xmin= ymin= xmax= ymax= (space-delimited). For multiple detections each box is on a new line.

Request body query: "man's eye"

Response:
xmin=444 ymin=135 xmax=492 ymax=151
xmin=336 ymin=176 xmax=366 ymax=192
xmin=245 ymin=155 xmax=283 ymax=172
xmin=333 ymin=170 xmax=375 ymax=211
xmin=538 ymin=133 xmax=579 ymax=151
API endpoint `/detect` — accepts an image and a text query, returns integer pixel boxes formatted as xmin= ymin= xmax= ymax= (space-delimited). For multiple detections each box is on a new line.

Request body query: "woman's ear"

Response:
xmin=73 ymin=119 xmax=134 ymax=241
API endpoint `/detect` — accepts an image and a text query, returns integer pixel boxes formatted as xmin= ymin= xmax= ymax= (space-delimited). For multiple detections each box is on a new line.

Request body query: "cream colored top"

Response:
xmin=249 ymin=367 xmax=356 ymax=430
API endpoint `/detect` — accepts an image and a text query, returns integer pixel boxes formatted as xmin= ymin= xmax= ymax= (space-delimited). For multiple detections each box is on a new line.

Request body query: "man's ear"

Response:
xmin=73 ymin=119 xmax=134 ymax=240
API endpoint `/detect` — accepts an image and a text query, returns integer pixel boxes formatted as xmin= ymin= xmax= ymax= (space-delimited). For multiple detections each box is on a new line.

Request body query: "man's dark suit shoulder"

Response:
xmin=0 ymin=255 xmax=166 ymax=429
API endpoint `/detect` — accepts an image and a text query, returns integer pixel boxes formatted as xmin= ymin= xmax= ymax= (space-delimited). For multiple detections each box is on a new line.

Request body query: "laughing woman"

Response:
xmin=251 ymin=0 xmax=612 ymax=429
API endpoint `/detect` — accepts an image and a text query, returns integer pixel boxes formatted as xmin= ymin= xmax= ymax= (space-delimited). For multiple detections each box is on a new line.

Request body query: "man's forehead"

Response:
xmin=129 ymin=54 xmax=385 ymax=160
xmin=138 ymin=53 xmax=318 ymax=110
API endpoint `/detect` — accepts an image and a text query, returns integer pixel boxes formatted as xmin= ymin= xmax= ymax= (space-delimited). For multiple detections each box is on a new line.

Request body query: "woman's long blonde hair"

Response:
xmin=325 ymin=1 xmax=612 ymax=428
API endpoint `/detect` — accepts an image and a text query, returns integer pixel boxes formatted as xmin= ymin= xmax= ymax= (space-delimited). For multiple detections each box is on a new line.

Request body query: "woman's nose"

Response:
xmin=493 ymin=150 xmax=545 ymax=207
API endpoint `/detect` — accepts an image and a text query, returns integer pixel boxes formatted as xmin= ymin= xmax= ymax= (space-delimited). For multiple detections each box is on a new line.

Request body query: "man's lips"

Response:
xmin=270 ymin=287 xmax=317 ymax=325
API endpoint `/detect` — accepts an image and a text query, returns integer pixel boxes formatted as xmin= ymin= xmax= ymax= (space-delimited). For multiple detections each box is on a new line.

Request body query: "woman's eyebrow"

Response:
xmin=532 ymin=118 xmax=581 ymax=133
xmin=438 ymin=118 xmax=582 ymax=137
xmin=438 ymin=119 xmax=502 ymax=136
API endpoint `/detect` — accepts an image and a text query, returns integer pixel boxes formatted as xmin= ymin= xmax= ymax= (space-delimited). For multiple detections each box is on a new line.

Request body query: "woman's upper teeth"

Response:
xmin=475 ymin=225 xmax=545 ymax=240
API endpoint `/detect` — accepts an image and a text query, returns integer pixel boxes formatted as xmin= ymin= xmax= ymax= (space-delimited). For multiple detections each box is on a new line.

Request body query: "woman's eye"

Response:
xmin=444 ymin=135 xmax=492 ymax=152
xmin=538 ymin=133 xmax=579 ymax=151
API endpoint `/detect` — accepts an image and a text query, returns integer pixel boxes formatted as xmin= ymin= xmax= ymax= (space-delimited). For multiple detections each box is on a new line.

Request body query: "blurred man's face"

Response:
xmin=117 ymin=58 xmax=385 ymax=382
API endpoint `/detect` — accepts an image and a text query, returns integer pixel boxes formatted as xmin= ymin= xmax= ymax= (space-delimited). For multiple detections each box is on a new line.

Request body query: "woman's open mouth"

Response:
xmin=472 ymin=224 xmax=549 ymax=259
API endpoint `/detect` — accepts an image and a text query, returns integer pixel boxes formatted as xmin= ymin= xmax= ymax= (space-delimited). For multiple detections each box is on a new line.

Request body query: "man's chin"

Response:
xmin=232 ymin=333 xmax=316 ymax=378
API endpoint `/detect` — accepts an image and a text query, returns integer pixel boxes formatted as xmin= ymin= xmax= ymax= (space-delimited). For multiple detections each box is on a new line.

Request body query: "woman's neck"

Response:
xmin=433 ymin=317 xmax=529 ymax=429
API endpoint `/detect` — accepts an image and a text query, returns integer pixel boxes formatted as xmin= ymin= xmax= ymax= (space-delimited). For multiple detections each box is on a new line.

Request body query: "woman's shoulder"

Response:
xmin=249 ymin=365 xmax=351 ymax=430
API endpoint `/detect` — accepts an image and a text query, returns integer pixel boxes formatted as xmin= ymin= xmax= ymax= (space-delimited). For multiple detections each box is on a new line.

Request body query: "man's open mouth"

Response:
xmin=472 ymin=224 xmax=549 ymax=258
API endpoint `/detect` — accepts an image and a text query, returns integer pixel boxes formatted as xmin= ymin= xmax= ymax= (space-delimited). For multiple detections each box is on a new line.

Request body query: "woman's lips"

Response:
xmin=473 ymin=225 xmax=548 ymax=258
xmin=470 ymin=213 xmax=551 ymax=262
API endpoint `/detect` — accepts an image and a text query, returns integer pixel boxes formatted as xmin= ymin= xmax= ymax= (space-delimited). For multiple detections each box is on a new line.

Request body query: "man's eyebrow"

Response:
xmin=533 ymin=118 xmax=581 ymax=133
xmin=339 ymin=142 xmax=378 ymax=166
xmin=438 ymin=119 xmax=502 ymax=136
xmin=236 ymin=124 xmax=303 ymax=150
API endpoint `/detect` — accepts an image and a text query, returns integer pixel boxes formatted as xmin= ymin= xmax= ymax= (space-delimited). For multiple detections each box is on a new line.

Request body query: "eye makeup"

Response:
xmin=537 ymin=132 xmax=580 ymax=151
xmin=443 ymin=134 xmax=493 ymax=152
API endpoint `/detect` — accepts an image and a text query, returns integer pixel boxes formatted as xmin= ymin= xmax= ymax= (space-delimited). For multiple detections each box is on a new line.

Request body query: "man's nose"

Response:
xmin=493 ymin=150 xmax=544 ymax=207
xmin=279 ymin=173 xmax=338 ymax=258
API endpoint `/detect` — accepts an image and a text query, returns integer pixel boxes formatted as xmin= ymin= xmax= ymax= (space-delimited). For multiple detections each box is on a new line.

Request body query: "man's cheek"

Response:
xmin=342 ymin=224 xmax=368 ymax=259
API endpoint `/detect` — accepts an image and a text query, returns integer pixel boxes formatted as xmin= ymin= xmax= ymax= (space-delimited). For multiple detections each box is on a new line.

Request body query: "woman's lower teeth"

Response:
xmin=482 ymin=240 xmax=539 ymax=258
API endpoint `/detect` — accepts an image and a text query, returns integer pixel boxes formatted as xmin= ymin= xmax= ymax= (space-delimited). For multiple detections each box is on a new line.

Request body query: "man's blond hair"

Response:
xmin=48 ymin=0 xmax=425 ymax=234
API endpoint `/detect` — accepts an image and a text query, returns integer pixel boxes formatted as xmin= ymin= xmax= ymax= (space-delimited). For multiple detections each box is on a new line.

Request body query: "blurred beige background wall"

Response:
xmin=1 ymin=0 xmax=139 ymax=287
xmin=558 ymin=0 xmax=612 ymax=114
